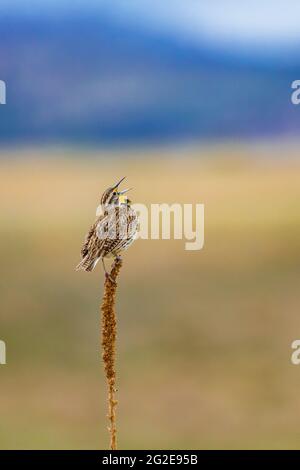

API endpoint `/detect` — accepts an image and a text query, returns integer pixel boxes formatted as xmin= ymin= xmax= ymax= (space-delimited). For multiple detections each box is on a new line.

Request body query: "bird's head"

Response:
xmin=100 ymin=177 xmax=132 ymax=209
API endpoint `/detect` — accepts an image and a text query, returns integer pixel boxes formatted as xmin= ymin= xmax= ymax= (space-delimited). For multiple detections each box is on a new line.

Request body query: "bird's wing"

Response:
xmin=80 ymin=222 xmax=97 ymax=258
xmin=81 ymin=214 xmax=107 ymax=258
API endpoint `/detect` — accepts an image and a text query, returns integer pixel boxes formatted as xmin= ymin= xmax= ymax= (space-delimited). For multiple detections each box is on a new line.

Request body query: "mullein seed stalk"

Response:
xmin=101 ymin=256 xmax=123 ymax=450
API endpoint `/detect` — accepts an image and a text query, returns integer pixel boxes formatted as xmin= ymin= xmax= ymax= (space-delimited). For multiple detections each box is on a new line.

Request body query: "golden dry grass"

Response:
xmin=0 ymin=149 xmax=300 ymax=449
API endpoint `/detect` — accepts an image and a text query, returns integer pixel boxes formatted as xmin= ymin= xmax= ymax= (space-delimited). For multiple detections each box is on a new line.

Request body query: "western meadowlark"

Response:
xmin=76 ymin=177 xmax=138 ymax=278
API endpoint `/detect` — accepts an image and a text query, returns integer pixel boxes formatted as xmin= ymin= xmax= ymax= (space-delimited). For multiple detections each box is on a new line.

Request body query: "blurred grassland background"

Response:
xmin=1 ymin=149 xmax=300 ymax=449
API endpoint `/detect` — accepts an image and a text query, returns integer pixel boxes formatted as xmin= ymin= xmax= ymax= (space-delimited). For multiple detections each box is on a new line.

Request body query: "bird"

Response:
xmin=76 ymin=177 xmax=138 ymax=278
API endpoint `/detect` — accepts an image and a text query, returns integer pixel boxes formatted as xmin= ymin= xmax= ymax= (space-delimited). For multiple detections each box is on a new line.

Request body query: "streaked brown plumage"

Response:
xmin=76 ymin=177 xmax=138 ymax=274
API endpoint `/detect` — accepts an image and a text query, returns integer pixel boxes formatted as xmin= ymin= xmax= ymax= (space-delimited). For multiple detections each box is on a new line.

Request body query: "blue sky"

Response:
xmin=1 ymin=0 xmax=299 ymax=144
xmin=1 ymin=0 xmax=300 ymax=57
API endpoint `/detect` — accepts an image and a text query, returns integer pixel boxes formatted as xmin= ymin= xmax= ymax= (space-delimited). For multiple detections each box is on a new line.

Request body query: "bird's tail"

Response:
xmin=76 ymin=256 xmax=99 ymax=272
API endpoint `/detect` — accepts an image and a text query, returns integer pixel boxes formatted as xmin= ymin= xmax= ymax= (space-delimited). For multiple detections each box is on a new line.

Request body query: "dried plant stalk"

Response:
xmin=101 ymin=256 xmax=122 ymax=450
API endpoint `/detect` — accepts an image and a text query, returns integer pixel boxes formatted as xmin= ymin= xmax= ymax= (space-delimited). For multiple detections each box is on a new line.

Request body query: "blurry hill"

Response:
xmin=0 ymin=11 xmax=300 ymax=146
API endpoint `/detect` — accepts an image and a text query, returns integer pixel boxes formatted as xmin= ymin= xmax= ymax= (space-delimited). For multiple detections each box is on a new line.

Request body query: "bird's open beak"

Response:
xmin=118 ymin=187 xmax=132 ymax=195
xmin=112 ymin=176 xmax=126 ymax=190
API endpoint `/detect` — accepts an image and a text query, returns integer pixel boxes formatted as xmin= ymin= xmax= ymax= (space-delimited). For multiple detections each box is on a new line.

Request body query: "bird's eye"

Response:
xmin=113 ymin=191 xmax=116 ymax=195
